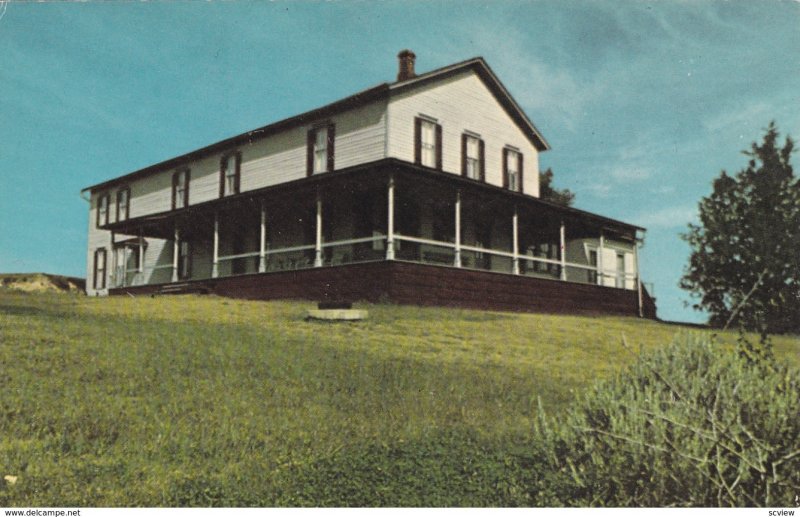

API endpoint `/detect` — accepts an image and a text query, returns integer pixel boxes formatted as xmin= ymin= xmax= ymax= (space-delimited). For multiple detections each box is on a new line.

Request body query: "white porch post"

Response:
xmin=635 ymin=234 xmax=643 ymax=317
xmin=212 ymin=212 xmax=219 ymax=278
xmin=598 ymin=230 xmax=605 ymax=286
xmin=259 ymin=202 xmax=267 ymax=273
xmin=454 ymin=190 xmax=462 ymax=267
xmin=559 ymin=220 xmax=567 ymax=281
xmin=172 ymin=226 xmax=179 ymax=282
xmin=386 ymin=175 xmax=395 ymax=260
xmin=314 ymin=192 xmax=323 ymax=267
xmin=512 ymin=207 xmax=520 ymax=275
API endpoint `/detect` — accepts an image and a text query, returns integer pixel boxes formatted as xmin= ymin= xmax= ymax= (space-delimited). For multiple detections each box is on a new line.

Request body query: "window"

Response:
xmin=461 ymin=133 xmax=484 ymax=180
xmin=414 ymin=117 xmax=442 ymax=169
xmin=588 ymin=249 xmax=598 ymax=284
xmin=307 ymin=124 xmax=335 ymax=175
xmin=93 ymin=248 xmax=107 ymax=290
xmin=178 ymin=241 xmax=191 ymax=280
xmin=616 ymin=252 xmax=625 ymax=288
xmin=172 ymin=169 xmax=190 ymax=210
xmin=96 ymin=193 xmax=109 ymax=227
xmin=503 ymin=148 xmax=523 ymax=192
xmin=116 ymin=187 xmax=130 ymax=222
xmin=219 ymin=152 xmax=241 ymax=197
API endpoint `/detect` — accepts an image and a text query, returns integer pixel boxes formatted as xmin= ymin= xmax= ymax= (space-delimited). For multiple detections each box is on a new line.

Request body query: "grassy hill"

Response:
xmin=0 ymin=273 xmax=84 ymax=293
xmin=0 ymin=290 xmax=797 ymax=506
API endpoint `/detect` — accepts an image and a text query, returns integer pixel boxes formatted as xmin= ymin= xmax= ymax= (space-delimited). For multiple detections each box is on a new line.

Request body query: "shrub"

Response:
xmin=532 ymin=334 xmax=800 ymax=507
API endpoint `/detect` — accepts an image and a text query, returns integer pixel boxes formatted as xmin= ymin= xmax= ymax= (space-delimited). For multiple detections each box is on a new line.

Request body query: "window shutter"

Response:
xmin=219 ymin=157 xmax=226 ymax=197
xmin=172 ymin=172 xmax=178 ymax=210
xmin=518 ymin=152 xmax=524 ymax=193
xmin=234 ymin=152 xmax=242 ymax=194
xmin=502 ymin=148 xmax=509 ymax=189
xmin=327 ymin=123 xmax=335 ymax=172
xmin=414 ymin=118 xmax=422 ymax=165
xmin=307 ymin=129 xmax=315 ymax=176
xmin=478 ymin=139 xmax=485 ymax=182
xmin=122 ymin=189 xmax=130 ymax=220
xmin=93 ymin=249 xmax=99 ymax=290
xmin=94 ymin=249 xmax=106 ymax=290
xmin=435 ymin=123 xmax=443 ymax=170
xmin=184 ymin=169 xmax=191 ymax=207
xmin=461 ymin=134 xmax=467 ymax=176
xmin=96 ymin=195 xmax=107 ymax=227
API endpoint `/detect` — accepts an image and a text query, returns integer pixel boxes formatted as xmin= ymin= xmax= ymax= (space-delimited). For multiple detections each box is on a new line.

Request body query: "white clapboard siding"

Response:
xmin=387 ymin=69 xmax=540 ymax=197
xmin=565 ymin=237 xmax=637 ymax=289
xmin=101 ymin=98 xmax=388 ymax=222
xmin=187 ymin=154 xmax=227 ymax=207
xmin=141 ymin=238 xmax=173 ymax=285
xmin=85 ymin=195 xmax=113 ymax=296
xmin=598 ymin=239 xmax=635 ymax=288
xmin=329 ymin=99 xmax=388 ymax=170
xmin=240 ymin=127 xmax=308 ymax=191
xmin=127 ymin=170 xmax=173 ymax=220
xmin=242 ymin=100 xmax=387 ymax=191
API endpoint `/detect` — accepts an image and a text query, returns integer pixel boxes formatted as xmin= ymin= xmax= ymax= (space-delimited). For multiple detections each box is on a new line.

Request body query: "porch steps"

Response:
xmin=156 ymin=282 xmax=213 ymax=296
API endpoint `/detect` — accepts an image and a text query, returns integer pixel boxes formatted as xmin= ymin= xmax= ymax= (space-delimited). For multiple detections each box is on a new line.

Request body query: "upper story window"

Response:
xmin=462 ymin=133 xmax=484 ymax=181
xmin=96 ymin=193 xmax=109 ymax=227
xmin=307 ymin=123 xmax=335 ymax=175
xmin=219 ymin=152 xmax=241 ymax=197
xmin=116 ymin=187 xmax=130 ymax=222
xmin=503 ymin=148 xmax=523 ymax=192
xmin=172 ymin=169 xmax=190 ymax=210
xmin=414 ymin=117 xmax=442 ymax=170
xmin=93 ymin=248 xmax=107 ymax=290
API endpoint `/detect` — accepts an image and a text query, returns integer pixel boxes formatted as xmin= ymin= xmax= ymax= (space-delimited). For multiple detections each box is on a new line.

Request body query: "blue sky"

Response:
xmin=1 ymin=0 xmax=798 ymax=323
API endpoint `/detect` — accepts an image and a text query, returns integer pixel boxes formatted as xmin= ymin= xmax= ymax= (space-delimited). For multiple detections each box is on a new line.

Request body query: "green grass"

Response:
xmin=0 ymin=291 xmax=797 ymax=506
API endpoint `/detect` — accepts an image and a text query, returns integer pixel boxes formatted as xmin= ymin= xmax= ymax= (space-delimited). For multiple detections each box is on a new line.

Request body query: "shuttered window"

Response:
xmin=172 ymin=169 xmax=190 ymax=210
xmin=93 ymin=248 xmax=107 ymax=290
xmin=116 ymin=187 xmax=130 ymax=222
xmin=462 ymin=133 xmax=484 ymax=180
xmin=96 ymin=194 xmax=109 ymax=227
xmin=307 ymin=123 xmax=335 ymax=175
xmin=414 ymin=117 xmax=442 ymax=170
xmin=220 ymin=152 xmax=241 ymax=197
xmin=503 ymin=148 xmax=523 ymax=193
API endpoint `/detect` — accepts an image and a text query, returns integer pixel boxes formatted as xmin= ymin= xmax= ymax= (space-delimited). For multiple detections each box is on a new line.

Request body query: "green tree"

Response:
xmin=539 ymin=168 xmax=575 ymax=207
xmin=681 ymin=122 xmax=800 ymax=333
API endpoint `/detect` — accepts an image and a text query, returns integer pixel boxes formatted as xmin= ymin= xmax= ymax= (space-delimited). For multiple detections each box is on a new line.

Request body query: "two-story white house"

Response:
xmin=82 ymin=51 xmax=656 ymax=318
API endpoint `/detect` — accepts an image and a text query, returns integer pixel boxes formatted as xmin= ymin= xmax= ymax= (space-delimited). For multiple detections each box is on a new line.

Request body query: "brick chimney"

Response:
xmin=397 ymin=49 xmax=416 ymax=81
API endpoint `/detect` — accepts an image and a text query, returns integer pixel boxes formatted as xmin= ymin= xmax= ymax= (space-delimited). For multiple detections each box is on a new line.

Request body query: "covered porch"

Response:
xmin=105 ymin=161 xmax=655 ymax=318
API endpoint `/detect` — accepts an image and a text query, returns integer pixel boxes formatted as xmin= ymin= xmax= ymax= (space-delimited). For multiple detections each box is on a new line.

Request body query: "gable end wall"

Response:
xmin=386 ymin=69 xmax=540 ymax=197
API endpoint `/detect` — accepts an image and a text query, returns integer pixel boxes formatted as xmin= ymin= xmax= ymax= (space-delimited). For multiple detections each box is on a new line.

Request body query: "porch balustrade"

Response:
xmin=125 ymin=174 xmax=642 ymax=307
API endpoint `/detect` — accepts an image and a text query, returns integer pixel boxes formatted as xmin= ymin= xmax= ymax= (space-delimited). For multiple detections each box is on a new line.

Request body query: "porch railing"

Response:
xmin=214 ymin=235 xmax=387 ymax=274
xmin=110 ymin=264 xmax=172 ymax=289
xmin=114 ymin=233 xmax=638 ymax=291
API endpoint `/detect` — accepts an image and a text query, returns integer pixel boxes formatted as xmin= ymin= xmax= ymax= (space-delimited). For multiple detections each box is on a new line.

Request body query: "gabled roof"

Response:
xmin=83 ymin=55 xmax=549 ymax=193
xmin=389 ymin=57 xmax=550 ymax=152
